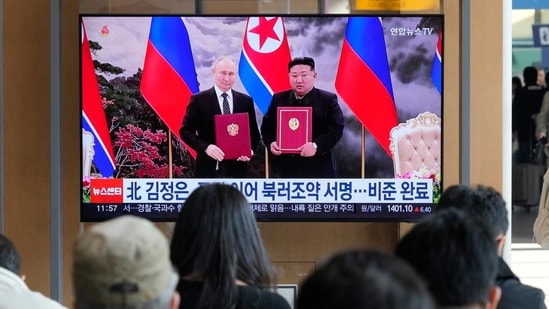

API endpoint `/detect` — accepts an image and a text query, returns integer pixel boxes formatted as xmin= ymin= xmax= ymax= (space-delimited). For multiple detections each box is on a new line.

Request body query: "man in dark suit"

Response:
xmin=180 ymin=56 xmax=260 ymax=178
xmin=261 ymin=57 xmax=344 ymax=178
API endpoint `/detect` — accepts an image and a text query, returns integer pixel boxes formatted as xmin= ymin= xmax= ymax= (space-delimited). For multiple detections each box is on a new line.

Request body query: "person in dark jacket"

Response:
xmin=513 ymin=66 xmax=545 ymax=164
xmin=438 ymin=184 xmax=546 ymax=309
xmin=180 ymin=56 xmax=260 ymax=178
xmin=260 ymin=57 xmax=344 ymax=178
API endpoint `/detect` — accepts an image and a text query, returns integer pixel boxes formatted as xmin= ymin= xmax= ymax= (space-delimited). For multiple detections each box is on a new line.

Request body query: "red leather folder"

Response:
xmin=214 ymin=113 xmax=252 ymax=160
xmin=277 ymin=106 xmax=313 ymax=154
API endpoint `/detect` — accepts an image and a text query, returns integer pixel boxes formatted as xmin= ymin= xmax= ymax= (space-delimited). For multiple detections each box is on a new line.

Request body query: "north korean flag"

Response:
xmin=239 ymin=17 xmax=292 ymax=115
xmin=431 ymin=30 xmax=442 ymax=94
xmin=81 ymin=22 xmax=116 ymax=177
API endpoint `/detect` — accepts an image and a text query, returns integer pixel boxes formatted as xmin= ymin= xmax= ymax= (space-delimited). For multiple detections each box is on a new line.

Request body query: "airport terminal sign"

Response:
xmin=533 ymin=24 xmax=549 ymax=47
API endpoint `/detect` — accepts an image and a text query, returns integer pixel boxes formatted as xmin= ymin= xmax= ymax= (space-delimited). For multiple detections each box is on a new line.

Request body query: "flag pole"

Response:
xmin=361 ymin=126 xmax=365 ymax=179
xmin=264 ymin=144 xmax=269 ymax=179
xmin=140 ymin=16 xmax=200 ymax=162
xmin=168 ymin=130 xmax=173 ymax=178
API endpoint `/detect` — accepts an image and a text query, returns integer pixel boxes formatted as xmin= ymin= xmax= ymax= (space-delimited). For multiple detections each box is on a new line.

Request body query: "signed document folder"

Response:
xmin=277 ymin=106 xmax=313 ymax=154
xmin=215 ymin=112 xmax=252 ymax=160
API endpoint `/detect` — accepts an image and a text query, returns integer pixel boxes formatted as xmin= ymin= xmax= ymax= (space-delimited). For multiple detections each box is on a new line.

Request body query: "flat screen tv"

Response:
xmin=80 ymin=14 xmax=443 ymax=222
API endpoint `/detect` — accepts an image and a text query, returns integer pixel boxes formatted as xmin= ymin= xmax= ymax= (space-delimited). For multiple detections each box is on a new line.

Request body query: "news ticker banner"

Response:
xmin=353 ymin=0 xmax=440 ymax=11
xmin=82 ymin=178 xmax=436 ymax=221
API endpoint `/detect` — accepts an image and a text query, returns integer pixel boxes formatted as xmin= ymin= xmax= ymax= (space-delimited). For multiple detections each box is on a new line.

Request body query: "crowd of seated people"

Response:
xmin=1 ymin=183 xmax=545 ymax=309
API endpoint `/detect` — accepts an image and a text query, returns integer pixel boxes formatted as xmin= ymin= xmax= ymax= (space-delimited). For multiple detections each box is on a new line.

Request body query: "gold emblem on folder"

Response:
xmin=227 ymin=123 xmax=239 ymax=136
xmin=288 ymin=118 xmax=300 ymax=131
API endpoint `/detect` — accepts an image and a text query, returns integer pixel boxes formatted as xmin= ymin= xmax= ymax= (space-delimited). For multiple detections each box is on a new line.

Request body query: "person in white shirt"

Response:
xmin=0 ymin=234 xmax=67 ymax=309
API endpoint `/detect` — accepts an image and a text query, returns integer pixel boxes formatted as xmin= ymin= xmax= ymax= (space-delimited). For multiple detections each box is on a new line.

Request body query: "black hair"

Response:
xmin=0 ymin=234 xmax=21 ymax=275
xmin=395 ymin=208 xmax=499 ymax=307
xmin=170 ymin=183 xmax=276 ymax=309
xmin=512 ymin=76 xmax=522 ymax=88
xmin=523 ymin=66 xmax=539 ymax=86
xmin=296 ymin=249 xmax=435 ymax=309
xmin=288 ymin=57 xmax=315 ymax=72
xmin=438 ymin=184 xmax=508 ymax=237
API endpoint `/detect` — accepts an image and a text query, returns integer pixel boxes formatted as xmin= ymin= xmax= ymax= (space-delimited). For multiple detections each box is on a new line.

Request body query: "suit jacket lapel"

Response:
xmin=208 ymin=87 xmax=223 ymax=114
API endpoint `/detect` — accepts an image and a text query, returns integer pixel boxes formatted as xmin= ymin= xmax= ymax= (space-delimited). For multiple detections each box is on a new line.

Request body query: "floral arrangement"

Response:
xmin=396 ymin=165 xmax=441 ymax=203
xmin=82 ymin=176 xmax=91 ymax=203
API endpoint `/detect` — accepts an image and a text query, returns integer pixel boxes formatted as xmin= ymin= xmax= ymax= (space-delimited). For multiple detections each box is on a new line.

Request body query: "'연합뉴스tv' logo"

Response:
xmin=90 ymin=178 xmax=123 ymax=203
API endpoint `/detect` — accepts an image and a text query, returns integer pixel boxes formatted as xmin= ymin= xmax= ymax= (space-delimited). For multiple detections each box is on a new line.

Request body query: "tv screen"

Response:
xmin=80 ymin=14 xmax=443 ymax=222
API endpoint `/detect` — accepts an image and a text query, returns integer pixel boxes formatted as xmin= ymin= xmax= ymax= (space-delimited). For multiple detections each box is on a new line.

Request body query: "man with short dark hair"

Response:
xmin=296 ymin=249 xmax=435 ymax=309
xmin=438 ymin=184 xmax=546 ymax=309
xmin=0 ymin=234 xmax=67 ymax=308
xmin=261 ymin=57 xmax=344 ymax=178
xmin=72 ymin=215 xmax=180 ymax=309
xmin=395 ymin=208 xmax=501 ymax=309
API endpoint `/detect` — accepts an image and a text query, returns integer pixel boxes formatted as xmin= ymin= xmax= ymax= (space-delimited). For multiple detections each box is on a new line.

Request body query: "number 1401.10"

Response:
xmin=386 ymin=204 xmax=413 ymax=213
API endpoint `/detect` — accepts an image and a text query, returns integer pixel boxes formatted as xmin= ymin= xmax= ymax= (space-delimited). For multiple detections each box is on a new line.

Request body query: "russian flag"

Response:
xmin=431 ymin=30 xmax=442 ymax=94
xmin=335 ymin=17 xmax=398 ymax=157
xmin=140 ymin=16 xmax=199 ymax=156
xmin=81 ymin=22 xmax=116 ymax=177
xmin=239 ymin=17 xmax=291 ymax=115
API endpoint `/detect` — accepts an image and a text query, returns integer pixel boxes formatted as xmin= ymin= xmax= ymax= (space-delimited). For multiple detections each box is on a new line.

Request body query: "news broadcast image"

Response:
xmin=80 ymin=15 xmax=442 ymax=221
